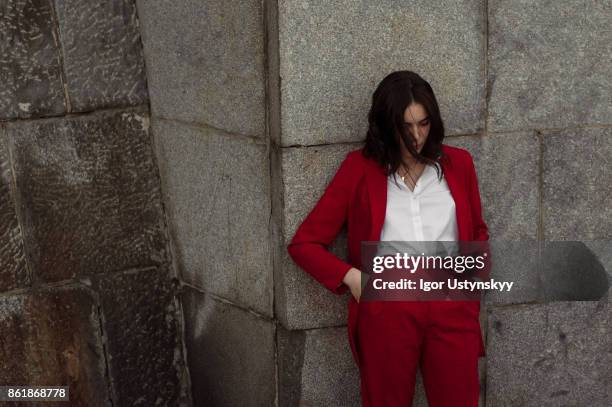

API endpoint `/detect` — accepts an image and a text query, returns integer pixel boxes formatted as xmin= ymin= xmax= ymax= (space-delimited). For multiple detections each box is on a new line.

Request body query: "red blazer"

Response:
xmin=287 ymin=144 xmax=490 ymax=364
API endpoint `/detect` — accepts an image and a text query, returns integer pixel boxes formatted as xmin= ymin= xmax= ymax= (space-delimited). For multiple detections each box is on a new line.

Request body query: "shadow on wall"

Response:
xmin=540 ymin=241 xmax=609 ymax=301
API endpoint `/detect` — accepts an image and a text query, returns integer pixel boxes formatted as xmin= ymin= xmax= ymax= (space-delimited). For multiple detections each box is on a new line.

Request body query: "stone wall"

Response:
xmin=137 ymin=0 xmax=610 ymax=406
xmin=0 ymin=1 xmax=191 ymax=406
xmin=135 ymin=0 xmax=276 ymax=406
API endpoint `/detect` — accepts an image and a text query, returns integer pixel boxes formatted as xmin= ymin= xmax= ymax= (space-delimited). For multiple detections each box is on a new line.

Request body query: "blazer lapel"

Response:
xmin=365 ymin=147 xmax=470 ymax=242
xmin=441 ymin=155 xmax=469 ymax=241
xmin=365 ymin=159 xmax=387 ymax=241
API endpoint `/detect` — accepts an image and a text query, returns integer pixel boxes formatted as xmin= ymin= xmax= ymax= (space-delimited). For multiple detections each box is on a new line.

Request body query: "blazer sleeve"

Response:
xmin=465 ymin=153 xmax=489 ymax=242
xmin=464 ymin=152 xmax=491 ymax=283
xmin=286 ymin=152 xmax=357 ymax=295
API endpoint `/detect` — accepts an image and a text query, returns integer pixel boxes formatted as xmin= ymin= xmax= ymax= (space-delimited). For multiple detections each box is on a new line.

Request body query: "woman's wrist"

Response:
xmin=342 ymin=267 xmax=361 ymax=285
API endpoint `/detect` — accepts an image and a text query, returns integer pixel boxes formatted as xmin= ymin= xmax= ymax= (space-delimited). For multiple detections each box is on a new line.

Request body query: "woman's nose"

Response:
xmin=412 ymin=126 xmax=424 ymax=141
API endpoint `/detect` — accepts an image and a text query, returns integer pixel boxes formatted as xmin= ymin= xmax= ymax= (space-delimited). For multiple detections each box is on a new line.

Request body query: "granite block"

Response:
xmin=53 ymin=0 xmax=148 ymax=111
xmin=486 ymin=302 xmax=612 ymax=406
xmin=152 ymin=118 xmax=272 ymax=316
xmin=7 ymin=109 xmax=167 ymax=281
xmin=0 ymin=125 xmax=29 ymax=292
xmin=488 ymin=0 xmax=611 ymax=131
xmin=278 ymin=325 xmax=360 ymax=406
xmin=278 ymin=0 xmax=485 ymax=145
xmin=0 ymin=0 xmax=66 ymax=119
xmin=0 ymin=286 xmax=109 ymax=406
xmin=136 ymin=0 xmax=266 ymax=136
xmin=279 ymin=144 xmax=361 ymax=329
xmin=95 ymin=266 xmax=189 ymax=406
xmin=542 ymin=127 xmax=612 ymax=240
xmin=181 ymin=286 xmax=276 ymax=407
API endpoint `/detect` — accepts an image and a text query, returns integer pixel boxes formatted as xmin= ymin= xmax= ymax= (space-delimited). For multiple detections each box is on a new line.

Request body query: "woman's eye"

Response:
xmin=421 ymin=121 xmax=429 ymax=126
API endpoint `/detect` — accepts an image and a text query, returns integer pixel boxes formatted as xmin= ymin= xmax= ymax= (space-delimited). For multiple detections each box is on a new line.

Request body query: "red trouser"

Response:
xmin=357 ymin=301 xmax=482 ymax=407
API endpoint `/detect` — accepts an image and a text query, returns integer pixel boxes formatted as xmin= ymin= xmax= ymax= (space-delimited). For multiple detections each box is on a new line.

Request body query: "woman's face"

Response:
xmin=401 ymin=102 xmax=431 ymax=156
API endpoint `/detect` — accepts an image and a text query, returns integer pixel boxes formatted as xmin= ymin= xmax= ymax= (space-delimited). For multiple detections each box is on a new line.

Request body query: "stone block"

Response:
xmin=136 ymin=0 xmax=266 ymax=137
xmin=278 ymin=0 xmax=485 ymax=146
xmin=542 ymin=127 xmax=612 ymax=240
xmin=53 ymin=0 xmax=148 ymax=111
xmin=279 ymin=242 xmax=349 ymax=330
xmin=94 ymin=266 xmax=189 ymax=406
xmin=488 ymin=0 xmax=611 ymax=131
xmin=181 ymin=285 xmax=276 ymax=407
xmin=278 ymin=325 xmax=360 ymax=406
xmin=0 ymin=286 xmax=109 ymax=406
xmin=0 ymin=126 xmax=29 ymax=292
xmin=0 ymin=0 xmax=66 ymax=119
xmin=279 ymin=144 xmax=361 ymax=329
xmin=6 ymin=109 xmax=167 ymax=281
xmin=445 ymin=133 xmax=539 ymax=240
xmin=486 ymin=302 xmax=612 ymax=406
xmin=282 ymin=143 xmax=362 ymax=242
xmin=152 ymin=118 xmax=272 ymax=316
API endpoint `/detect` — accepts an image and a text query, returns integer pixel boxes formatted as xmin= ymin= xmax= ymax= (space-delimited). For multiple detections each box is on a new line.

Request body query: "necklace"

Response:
xmin=399 ymin=162 xmax=425 ymax=188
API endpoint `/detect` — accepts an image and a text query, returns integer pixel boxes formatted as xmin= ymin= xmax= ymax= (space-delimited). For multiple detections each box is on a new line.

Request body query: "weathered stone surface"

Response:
xmin=136 ymin=0 xmax=266 ymax=137
xmin=277 ymin=325 xmax=360 ymax=406
xmin=278 ymin=0 xmax=485 ymax=146
xmin=0 ymin=126 xmax=29 ymax=292
xmin=0 ymin=0 xmax=66 ymax=119
xmin=181 ymin=285 xmax=276 ymax=407
xmin=478 ymin=353 xmax=486 ymax=407
xmin=0 ymin=286 xmax=110 ymax=406
xmin=488 ymin=0 xmax=612 ymax=132
xmin=279 ymin=244 xmax=349 ymax=330
xmin=542 ymin=127 xmax=612 ymax=240
xmin=279 ymin=144 xmax=361 ymax=329
xmin=486 ymin=302 xmax=612 ymax=406
xmin=484 ymin=241 xmax=541 ymax=305
xmin=152 ymin=118 xmax=272 ymax=316
xmin=539 ymin=241 xmax=609 ymax=302
xmin=445 ymin=133 xmax=539 ymax=240
xmin=584 ymin=240 xmax=612 ymax=285
xmin=412 ymin=371 xmax=429 ymax=407
xmin=479 ymin=240 xmax=607 ymax=305
xmin=6 ymin=109 xmax=167 ymax=282
xmin=53 ymin=0 xmax=148 ymax=111
xmin=282 ymin=143 xmax=362 ymax=242
xmin=95 ymin=266 xmax=189 ymax=407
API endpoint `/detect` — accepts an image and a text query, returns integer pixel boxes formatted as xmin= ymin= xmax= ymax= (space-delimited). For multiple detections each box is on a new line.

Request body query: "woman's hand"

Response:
xmin=343 ymin=267 xmax=364 ymax=303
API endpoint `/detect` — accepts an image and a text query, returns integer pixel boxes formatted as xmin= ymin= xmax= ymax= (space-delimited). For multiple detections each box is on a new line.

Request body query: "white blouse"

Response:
xmin=379 ymin=163 xmax=458 ymax=243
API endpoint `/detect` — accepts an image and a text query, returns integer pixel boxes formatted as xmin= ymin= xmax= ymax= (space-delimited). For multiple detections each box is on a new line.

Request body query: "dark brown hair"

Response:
xmin=363 ymin=71 xmax=446 ymax=180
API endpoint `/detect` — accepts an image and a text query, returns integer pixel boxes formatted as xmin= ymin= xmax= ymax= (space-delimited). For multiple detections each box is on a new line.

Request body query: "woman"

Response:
xmin=287 ymin=71 xmax=489 ymax=406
